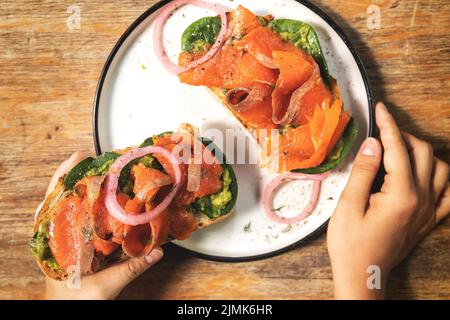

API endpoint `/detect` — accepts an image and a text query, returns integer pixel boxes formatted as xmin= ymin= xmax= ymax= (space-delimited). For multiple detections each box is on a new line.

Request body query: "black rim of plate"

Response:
xmin=92 ymin=0 xmax=376 ymax=263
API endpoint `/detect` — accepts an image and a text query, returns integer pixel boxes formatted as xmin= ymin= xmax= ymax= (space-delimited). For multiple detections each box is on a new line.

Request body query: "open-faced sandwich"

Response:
xmin=30 ymin=125 xmax=238 ymax=280
xmin=154 ymin=3 xmax=358 ymax=174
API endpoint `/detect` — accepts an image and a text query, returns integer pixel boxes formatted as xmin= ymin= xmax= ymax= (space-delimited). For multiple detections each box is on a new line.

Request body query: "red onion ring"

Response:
xmin=153 ymin=0 xmax=228 ymax=75
xmin=104 ymin=146 xmax=182 ymax=226
xmin=263 ymin=172 xmax=329 ymax=224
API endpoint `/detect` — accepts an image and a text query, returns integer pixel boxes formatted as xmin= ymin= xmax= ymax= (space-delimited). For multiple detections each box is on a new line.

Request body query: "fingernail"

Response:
xmin=377 ymin=102 xmax=388 ymax=113
xmin=361 ymin=138 xmax=378 ymax=156
xmin=145 ymin=247 xmax=164 ymax=264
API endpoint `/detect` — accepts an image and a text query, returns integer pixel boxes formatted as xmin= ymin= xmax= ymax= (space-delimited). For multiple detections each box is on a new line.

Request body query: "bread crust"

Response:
xmin=33 ymin=178 xmax=70 ymax=280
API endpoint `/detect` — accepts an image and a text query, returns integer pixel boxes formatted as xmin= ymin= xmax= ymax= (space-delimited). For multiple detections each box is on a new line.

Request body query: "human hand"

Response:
xmin=46 ymin=247 xmax=163 ymax=300
xmin=327 ymin=102 xmax=450 ymax=300
xmin=39 ymin=152 xmax=164 ymax=300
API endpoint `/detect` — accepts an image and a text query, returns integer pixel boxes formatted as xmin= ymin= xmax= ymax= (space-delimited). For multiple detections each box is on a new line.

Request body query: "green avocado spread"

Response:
xmin=30 ymin=220 xmax=61 ymax=272
xmin=189 ymin=167 xmax=233 ymax=219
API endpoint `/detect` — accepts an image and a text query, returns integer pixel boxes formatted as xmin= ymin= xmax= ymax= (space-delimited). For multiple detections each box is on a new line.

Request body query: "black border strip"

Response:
xmin=92 ymin=0 xmax=376 ymax=262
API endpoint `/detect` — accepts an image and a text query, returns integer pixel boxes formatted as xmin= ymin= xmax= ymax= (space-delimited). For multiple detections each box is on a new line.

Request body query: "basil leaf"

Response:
xmin=181 ymin=16 xmax=222 ymax=53
xmin=63 ymin=157 xmax=94 ymax=190
xmin=86 ymin=152 xmax=120 ymax=176
xmin=294 ymin=118 xmax=359 ymax=174
xmin=64 ymin=152 xmax=119 ymax=190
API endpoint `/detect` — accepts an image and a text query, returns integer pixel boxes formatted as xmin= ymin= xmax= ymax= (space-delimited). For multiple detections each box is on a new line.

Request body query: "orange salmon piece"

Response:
xmin=168 ymin=207 xmax=197 ymax=240
xmin=292 ymin=80 xmax=333 ymax=126
xmin=89 ymin=190 xmax=127 ymax=244
xmin=49 ymin=195 xmax=87 ymax=271
xmin=278 ymin=98 xmax=343 ymax=171
xmin=132 ymin=165 xmax=171 ymax=203
xmin=93 ymin=238 xmax=119 ymax=257
xmin=271 ymin=50 xmax=315 ymax=123
xmin=193 ymin=160 xmax=223 ymax=199
xmin=227 ymin=5 xmax=262 ymax=40
xmin=153 ymin=133 xmax=223 ymax=201
xmin=238 ymin=27 xmax=298 ymax=68
xmin=179 ymin=46 xmax=278 ymax=89
xmin=121 ymin=201 xmax=169 ymax=258
xmin=326 ymin=111 xmax=350 ymax=155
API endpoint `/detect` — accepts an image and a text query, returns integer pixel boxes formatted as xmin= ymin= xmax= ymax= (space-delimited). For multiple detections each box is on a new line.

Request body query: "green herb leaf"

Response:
xmin=181 ymin=16 xmax=222 ymax=53
xmin=86 ymin=152 xmax=120 ymax=177
xmin=63 ymin=157 xmax=94 ymax=190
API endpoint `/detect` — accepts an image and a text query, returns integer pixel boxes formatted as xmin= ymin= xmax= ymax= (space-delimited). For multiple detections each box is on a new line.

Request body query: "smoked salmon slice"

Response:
xmin=227 ymin=5 xmax=262 ymax=40
xmin=132 ymin=165 xmax=172 ymax=202
xmin=121 ymin=165 xmax=172 ymax=257
xmin=275 ymin=97 xmax=343 ymax=171
xmin=238 ymin=26 xmax=299 ymax=68
xmin=179 ymin=46 xmax=278 ymax=89
xmin=271 ymin=50 xmax=316 ymax=125
xmin=168 ymin=206 xmax=198 ymax=240
xmin=49 ymin=195 xmax=93 ymax=272
xmin=327 ymin=111 xmax=350 ymax=155
xmin=224 ymin=90 xmax=278 ymax=132
xmin=153 ymin=133 xmax=223 ymax=202
xmin=92 ymin=238 xmax=119 ymax=257
xmin=121 ymin=202 xmax=170 ymax=258
xmin=89 ymin=189 xmax=127 ymax=245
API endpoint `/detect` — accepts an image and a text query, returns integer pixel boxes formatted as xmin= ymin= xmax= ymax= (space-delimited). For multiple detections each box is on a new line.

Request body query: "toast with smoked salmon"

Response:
xmin=177 ymin=5 xmax=358 ymax=174
xmin=30 ymin=126 xmax=238 ymax=280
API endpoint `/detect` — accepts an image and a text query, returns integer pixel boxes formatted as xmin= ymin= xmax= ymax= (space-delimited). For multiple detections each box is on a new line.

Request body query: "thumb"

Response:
xmin=95 ymin=247 xmax=164 ymax=298
xmin=340 ymin=137 xmax=382 ymax=214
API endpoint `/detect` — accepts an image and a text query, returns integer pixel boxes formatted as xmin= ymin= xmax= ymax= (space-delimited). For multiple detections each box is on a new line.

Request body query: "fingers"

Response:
xmin=431 ymin=158 xmax=450 ymax=204
xmin=402 ymin=133 xmax=434 ymax=192
xmin=376 ymin=103 xmax=414 ymax=192
xmin=436 ymin=185 xmax=450 ymax=224
xmin=339 ymin=137 xmax=382 ymax=215
xmin=46 ymin=151 xmax=86 ymax=196
xmin=94 ymin=247 xmax=164 ymax=299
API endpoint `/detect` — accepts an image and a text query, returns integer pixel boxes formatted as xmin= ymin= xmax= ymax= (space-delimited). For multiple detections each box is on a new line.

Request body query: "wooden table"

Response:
xmin=0 ymin=0 xmax=449 ymax=300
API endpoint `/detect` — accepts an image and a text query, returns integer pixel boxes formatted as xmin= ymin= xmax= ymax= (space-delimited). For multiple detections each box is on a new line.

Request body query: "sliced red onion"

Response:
xmin=153 ymin=0 xmax=228 ymax=75
xmin=104 ymin=146 xmax=181 ymax=226
xmin=263 ymin=172 xmax=329 ymax=224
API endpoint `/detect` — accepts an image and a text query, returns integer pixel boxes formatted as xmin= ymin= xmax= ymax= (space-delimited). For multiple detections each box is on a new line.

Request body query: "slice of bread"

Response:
xmin=33 ymin=173 xmax=234 ymax=280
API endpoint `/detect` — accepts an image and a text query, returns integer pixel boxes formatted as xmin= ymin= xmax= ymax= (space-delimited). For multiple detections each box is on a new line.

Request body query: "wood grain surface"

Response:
xmin=0 ymin=0 xmax=449 ymax=300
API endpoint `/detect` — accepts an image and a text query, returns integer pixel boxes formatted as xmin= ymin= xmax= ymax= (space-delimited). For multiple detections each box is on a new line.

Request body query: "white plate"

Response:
xmin=93 ymin=0 xmax=375 ymax=261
